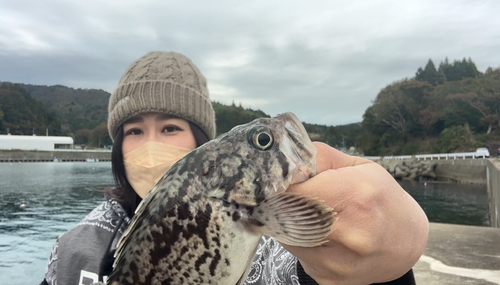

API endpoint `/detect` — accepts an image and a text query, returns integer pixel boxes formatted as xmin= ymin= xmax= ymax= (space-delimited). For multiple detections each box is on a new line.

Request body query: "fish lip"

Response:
xmin=277 ymin=112 xmax=310 ymax=141
xmin=276 ymin=112 xmax=317 ymax=183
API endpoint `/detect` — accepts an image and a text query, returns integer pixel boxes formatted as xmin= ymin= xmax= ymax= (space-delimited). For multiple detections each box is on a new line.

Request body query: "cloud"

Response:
xmin=1 ymin=0 xmax=499 ymax=126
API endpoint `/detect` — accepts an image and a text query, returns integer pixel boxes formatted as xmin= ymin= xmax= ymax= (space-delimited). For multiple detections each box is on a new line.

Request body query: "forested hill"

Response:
xmin=359 ymin=58 xmax=500 ymax=156
xmin=0 ymin=82 xmax=62 ymax=136
xmin=1 ymin=57 xmax=499 ymax=155
xmin=0 ymin=81 xmax=351 ymax=148
xmin=20 ymin=84 xmax=110 ymax=135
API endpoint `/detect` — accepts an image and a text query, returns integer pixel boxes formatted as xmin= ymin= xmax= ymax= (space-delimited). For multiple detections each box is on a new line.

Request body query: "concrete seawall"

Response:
xmin=433 ymin=158 xmax=499 ymax=228
xmin=434 ymin=159 xmax=487 ymax=184
xmin=377 ymin=158 xmax=487 ymax=184
xmin=377 ymin=158 xmax=500 ymax=228
xmin=487 ymin=160 xmax=500 ymax=228
xmin=0 ymin=150 xmax=111 ymax=162
xmin=4 ymin=151 xmax=499 ymax=228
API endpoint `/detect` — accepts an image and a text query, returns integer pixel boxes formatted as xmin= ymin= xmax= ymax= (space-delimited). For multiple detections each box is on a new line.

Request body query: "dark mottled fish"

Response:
xmin=104 ymin=112 xmax=335 ymax=285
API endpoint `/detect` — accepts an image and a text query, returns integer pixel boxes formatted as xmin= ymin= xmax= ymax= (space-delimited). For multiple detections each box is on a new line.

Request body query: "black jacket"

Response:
xmin=41 ymin=199 xmax=415 ymax=285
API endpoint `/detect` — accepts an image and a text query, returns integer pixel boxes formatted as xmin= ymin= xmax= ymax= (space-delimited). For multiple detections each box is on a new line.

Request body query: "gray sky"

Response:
xmin=1 ymin=0 xmax=499 ymax=126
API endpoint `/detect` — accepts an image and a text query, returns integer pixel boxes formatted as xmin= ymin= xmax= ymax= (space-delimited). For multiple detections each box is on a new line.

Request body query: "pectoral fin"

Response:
xmin=249 ymin=192 xmax=336 ymax=247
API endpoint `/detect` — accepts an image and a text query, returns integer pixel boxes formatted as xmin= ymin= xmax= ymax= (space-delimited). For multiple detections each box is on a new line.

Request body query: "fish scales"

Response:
xmin=105 ymin=112 xmax=335 ymax=285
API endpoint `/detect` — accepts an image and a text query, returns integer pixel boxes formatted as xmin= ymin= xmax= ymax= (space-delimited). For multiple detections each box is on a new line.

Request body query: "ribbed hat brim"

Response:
xmin=108 ymin=80 xmax=215 ymax=141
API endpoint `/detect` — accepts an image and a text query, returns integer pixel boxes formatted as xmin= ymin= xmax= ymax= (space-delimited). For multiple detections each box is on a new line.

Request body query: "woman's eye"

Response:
xmin=126 ymin=129 xmax=142 ymax=136
xmin=163 ymin=126 xmax=180 ymax=133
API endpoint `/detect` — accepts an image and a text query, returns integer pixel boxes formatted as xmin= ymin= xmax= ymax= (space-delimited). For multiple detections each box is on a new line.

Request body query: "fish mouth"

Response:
xmin=278 ymin=112 xmax=309 ymax=139
xmin=276 ymin=112 xmax=317 ymax=185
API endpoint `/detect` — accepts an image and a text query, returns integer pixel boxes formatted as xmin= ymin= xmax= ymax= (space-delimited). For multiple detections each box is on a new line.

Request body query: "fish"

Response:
xmin=105 ymin=112 xmax=335 ymax=285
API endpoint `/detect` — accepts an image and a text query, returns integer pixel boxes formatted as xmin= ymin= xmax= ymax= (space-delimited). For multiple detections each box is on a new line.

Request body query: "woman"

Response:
xmin=42 ymin=51 xmax=428 ymax=285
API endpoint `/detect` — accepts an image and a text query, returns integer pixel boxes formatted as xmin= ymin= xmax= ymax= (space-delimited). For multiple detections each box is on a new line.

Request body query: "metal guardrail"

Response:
xmin=365 ymin=152 xmax=489 ymax=161
xmin=364 ymin=155 xmax=411 ymax=161
xmin=0 ymin=148 xmax=112 ymax=153
xmin=52 ymin=149 xmax=112 ymax=153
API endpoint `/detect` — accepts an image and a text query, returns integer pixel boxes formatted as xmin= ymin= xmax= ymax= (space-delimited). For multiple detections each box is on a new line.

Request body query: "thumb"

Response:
xmin=313 ymin=142 xmax=372 ymax=173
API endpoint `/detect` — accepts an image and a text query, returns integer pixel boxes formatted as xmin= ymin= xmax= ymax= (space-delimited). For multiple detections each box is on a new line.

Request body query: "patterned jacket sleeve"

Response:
xmin=44 ymin=239 xmax=59 ymax=285
xmin=243 ymin=236 xmax=301 ymax=285
xmin=242 ymin=236 xmax=416 ymax=285
xmin=42 ymin=199 xmax=130 ymax=285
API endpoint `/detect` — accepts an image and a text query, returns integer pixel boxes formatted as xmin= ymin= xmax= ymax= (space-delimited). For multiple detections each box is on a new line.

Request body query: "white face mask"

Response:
xmin=123 ymin=141 xmax=192 ymax=198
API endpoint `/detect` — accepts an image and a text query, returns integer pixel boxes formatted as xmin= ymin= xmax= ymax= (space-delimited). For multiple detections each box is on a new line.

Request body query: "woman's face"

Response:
xmin=122 ymin=112 xmax=197 ymax=155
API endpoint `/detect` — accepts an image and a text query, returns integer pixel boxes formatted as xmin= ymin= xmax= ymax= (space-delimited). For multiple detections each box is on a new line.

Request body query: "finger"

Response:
xmin=287 ymin=165 xmax=398 ymax=253
xmin=313 ymin=142 xmax=372 ymax=173
xmin=288 ymin=167 xmax=369 ymax=211
xmin=288 ymin=163 xmax=426 ymax=250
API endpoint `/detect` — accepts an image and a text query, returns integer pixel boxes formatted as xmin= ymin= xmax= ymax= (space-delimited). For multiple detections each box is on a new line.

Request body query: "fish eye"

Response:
xmin=252 ymin=130 xmax=274 ymax=150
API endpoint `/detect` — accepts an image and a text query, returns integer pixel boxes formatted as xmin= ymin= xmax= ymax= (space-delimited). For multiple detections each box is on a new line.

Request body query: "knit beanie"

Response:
xmin=107 ymin=51 xmax=216 ymax=141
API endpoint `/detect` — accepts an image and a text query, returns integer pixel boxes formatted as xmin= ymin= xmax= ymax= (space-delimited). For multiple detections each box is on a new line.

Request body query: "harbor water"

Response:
xmin=0 ymin=162 xmax=490 ymax=285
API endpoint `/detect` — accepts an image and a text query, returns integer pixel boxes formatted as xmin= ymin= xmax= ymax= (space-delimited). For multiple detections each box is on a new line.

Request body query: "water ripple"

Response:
xmin=0 ymin=162 xmax=112 ymax=285
xmin=0 ymin=163 xmax=489 ymax=285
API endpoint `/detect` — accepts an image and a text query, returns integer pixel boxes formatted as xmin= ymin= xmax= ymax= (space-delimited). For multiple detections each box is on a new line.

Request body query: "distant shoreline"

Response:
xmin=0 ymin=149 xmax=111 ymax=162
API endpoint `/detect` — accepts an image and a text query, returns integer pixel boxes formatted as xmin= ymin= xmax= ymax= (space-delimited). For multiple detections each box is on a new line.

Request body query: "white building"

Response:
xmin=0 ymin=135 xmax=74 ymax=151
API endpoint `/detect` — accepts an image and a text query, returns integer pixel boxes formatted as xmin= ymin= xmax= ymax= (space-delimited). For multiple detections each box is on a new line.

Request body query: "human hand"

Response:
xmin=282 ymin=142 xmax=429 ymax=285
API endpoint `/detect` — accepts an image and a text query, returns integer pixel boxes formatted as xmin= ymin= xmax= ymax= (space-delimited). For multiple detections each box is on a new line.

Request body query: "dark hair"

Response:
xmin=108 ymin=121 xmax=210 ymax=217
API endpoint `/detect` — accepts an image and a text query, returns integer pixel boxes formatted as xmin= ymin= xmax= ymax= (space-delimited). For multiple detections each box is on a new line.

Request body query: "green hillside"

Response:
xmin=212 ymin=101 xmax=269 ymax=135
xmin=20 ymin=84 xmax=110 ymax=136
xmin=359 ymin=59 xmax=500 ymax=155
xmin=0 ymin=82 xmax=62 ymax=136
xmin=1 ymin=57 xmax=499 ymax=155
xmin=0 ymin=83 xmax=278 ymax=147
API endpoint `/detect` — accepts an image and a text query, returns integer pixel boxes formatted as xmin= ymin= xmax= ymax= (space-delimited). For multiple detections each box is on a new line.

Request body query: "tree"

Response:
xmin=446 ymin=90 xmax=500 ymax=135
xmin=439 ymin=124 xmax=476 ymax=152
xmin=369 ymin=80 xmax=432 ymax=136
xmin=371 ymin=85 xmax=409 ymax=133
xmin=90 ymin=122 xmax=112 ymax=147
xmin=0 ymin=82 xmax=62 ymax=135
xmin=212 ymin=101 xmax=268 ymax=135
xmin=75 ymin=128 xmax=92 ymax=144
xmin=438 ymin=57 xmax=482 ymax=82
xmin=20 ymin=83 xmax=110 ymax=135
xmin=416 ymin=59 xmax=445 ymax=86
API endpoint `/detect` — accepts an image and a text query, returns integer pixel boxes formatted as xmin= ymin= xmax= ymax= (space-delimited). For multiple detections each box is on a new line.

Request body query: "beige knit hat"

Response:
xmin=107 ymin=51 xmax=216 ymax=141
